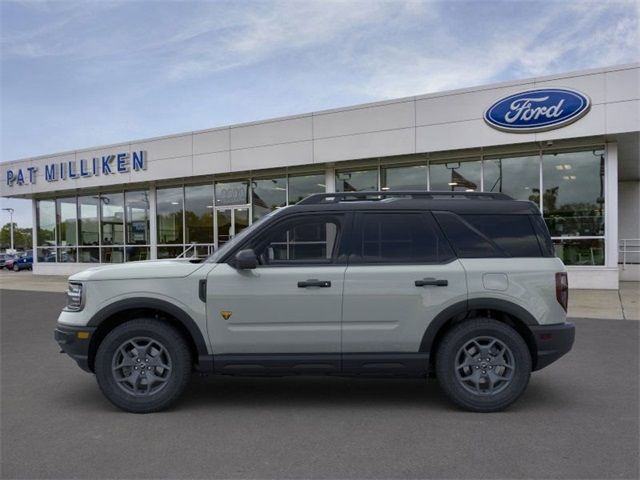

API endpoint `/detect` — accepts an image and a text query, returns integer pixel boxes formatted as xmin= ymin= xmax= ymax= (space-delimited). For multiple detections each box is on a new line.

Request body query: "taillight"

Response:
xmin=555 ymin=272 xmax=569 ymax=312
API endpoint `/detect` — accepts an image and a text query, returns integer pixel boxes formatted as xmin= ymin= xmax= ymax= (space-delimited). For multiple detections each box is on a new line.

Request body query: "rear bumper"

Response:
xmin=530 ymin=322 xmax=575 ymax=371
xmin=54 ymin=325 xmax=96 ymax=373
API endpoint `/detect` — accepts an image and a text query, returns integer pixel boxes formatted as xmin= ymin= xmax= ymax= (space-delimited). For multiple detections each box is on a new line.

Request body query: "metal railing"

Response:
xmin=176 ymin=243 xmax=215 ymax=259
xmin=619 ymin=239 xmax=640 ymax=269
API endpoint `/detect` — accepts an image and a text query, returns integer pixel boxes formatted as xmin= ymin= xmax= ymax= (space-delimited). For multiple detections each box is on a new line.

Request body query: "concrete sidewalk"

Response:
xmin=1 ymin=270 xmax=638 ymax=320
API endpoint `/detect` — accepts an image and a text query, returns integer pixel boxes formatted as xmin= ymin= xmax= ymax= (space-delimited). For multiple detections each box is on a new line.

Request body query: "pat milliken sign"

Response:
xmin=5 ymin=151 xmax=147 ymax=187
xmin=484 ymin=88 xmax=591 ymax=133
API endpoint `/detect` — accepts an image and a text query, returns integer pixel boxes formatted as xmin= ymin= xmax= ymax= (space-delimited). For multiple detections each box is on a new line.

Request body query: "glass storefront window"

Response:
xmin=185 ymin=184 xmax=214 ymax=243
xmin=252 ymin=177 xmax=286 ymax=220
xmin=553 ymin=238 xmax=605 ymax=266
xmin=77 ymin=247 xmax=99 ymax=263
xmin=542 ymin=150 xmax=605 ymax=237
xmin=125 ymin=191 xmax=150 ymax=245
xmin=288 ymin=173 xmax=325 ymax=204
xmin=56 ymin=197 xmax=77 ymax=246
xmin=58 ymin=246 xmax=77 ymax=263
xmin=483 ymin=155 xmax=540 ymax=202
xmin=381 ymin=164 xmax=428 ymax=190
xmin=36 ymin=200 xmax=56 ymax=246
xmin=335 ymin=169 xmax=378 ymax=192
xmin=157 ymin=187 xmax=184 ymax=244
xmin=37 ymin=247 xmax=56 ymax=263
xmin=126 ymin=246 xmax=150 ymax=262
xmin=430 ymin=160 xmax=480 ymax=191
xmin=215 ymin=181 xmax=249 ymax=206
xmin=102 ymin=246 xmax=124 ymax=263
xmin=78 ymin=196 xmax=100 ymax=246
xmin=157 ymin=246 xmax=184 ymax=259
xmin=101 ymin=193 xmax=124 ymax=245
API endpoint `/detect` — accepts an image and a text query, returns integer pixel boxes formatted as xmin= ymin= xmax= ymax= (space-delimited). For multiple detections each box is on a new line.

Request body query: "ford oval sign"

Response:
xmin=484 ymin=88 xmax=591 ymax=133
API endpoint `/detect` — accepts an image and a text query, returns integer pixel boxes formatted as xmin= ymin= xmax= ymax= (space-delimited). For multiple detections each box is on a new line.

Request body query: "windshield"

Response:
xmin=206 ymin=207 xmax=288 ymax=263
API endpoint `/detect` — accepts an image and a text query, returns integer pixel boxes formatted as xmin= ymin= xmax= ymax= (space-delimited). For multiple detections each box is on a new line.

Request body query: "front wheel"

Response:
xmin=12 ymin=264 xmax=19 ymax=272
xmin=95 ymin=319 xmax=192 ymax=413
xmin=435 ymin=318 xmax=531 ymax=412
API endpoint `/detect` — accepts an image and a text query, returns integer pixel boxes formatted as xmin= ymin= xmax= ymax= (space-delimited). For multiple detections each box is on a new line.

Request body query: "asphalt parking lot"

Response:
xmin=1 ymin=289 xmax=638 ymax=479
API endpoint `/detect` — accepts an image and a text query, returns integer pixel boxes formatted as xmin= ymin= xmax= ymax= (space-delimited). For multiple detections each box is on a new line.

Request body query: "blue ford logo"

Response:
xmin=484 ymin=88 xmax=591 ymax=133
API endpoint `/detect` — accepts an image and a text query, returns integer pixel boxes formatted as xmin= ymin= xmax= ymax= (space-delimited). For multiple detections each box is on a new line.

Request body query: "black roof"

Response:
xmin=287 ymin=191 xmax=540 ymax=215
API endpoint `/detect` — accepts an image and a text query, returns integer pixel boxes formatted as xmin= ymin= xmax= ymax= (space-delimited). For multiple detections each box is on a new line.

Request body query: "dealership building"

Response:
xmin=1 ymin=63 xmax=638 ymax=289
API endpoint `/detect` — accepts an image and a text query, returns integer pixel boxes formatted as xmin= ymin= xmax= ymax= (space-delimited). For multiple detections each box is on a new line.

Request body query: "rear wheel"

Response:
xmin=95 ymin=319 xmax=192 ymax=413
xmin=435 ymin=318 xmax=531 ymax=412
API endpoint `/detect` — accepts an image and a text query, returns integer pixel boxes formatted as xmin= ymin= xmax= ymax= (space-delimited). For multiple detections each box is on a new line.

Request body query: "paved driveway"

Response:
xmin=1 ymin=289 xmax=638 ymax=479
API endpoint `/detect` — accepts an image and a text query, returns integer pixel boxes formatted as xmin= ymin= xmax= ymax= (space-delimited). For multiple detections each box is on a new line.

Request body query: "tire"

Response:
xmin=435 ymin=318 xmax=531 ymax=412
xmin=95 ymin=319 xmax=192 ymax=413
xmin=13 ymin=264 xmax=19 ymax=272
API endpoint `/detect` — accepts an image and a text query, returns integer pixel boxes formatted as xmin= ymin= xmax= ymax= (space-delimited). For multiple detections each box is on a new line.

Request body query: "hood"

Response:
xmin=69 ymin=259 xmax=208 ymax=281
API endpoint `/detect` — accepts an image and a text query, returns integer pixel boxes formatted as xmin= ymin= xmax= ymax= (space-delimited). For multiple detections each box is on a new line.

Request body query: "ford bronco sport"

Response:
xmin=55 ymin=191 xmax=575 ymax=413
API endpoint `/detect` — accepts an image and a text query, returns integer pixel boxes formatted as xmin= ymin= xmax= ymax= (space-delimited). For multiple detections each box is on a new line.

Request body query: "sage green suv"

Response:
xmin=55 ymin=191 xmax=575 ymax=413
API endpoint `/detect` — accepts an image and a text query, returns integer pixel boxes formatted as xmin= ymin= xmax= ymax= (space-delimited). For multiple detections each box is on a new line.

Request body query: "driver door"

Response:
xmin=206 ymin=213 xmax=349 ymax=362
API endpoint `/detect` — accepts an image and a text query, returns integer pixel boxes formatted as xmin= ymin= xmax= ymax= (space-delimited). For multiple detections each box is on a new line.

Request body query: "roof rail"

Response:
xmin=297 ymin=190 xmax=513 ymax=205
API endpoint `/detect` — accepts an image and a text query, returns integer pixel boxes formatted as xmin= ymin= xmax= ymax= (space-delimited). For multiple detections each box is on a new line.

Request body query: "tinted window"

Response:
xmin=355 ymin=212 xmax=454 ymax=264
xmin=462 ymin=215 xmax=542 ymax=257
xmin=254 ymin=215 xmax=342 ymax=265
xmin=434 ymin=212 xmax=501 ymax=258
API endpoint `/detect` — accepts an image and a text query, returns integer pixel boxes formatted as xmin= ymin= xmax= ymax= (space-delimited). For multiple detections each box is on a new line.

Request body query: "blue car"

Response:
xmin=13 ymin=251 xmax=33 ymax=271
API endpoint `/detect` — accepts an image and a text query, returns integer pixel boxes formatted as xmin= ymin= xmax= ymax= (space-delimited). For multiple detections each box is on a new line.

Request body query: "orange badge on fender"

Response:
xmin=220 ymin=311 xmax=232 ymax=320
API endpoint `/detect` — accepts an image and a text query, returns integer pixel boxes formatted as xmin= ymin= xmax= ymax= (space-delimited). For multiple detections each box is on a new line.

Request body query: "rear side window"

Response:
xmin=354 ymin=212 xmax=455 ymax=264
xmin=461 ymin=214 xmax=542 ymax=257
xmin=433 ymin=212 xmax=502 ymax=258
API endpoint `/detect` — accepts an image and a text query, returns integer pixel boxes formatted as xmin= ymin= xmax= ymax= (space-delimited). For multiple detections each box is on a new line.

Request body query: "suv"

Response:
xmin=55 ymin=191 xmax=574 ymax=413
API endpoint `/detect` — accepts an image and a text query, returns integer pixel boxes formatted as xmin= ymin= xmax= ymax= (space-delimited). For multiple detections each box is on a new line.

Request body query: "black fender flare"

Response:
xmin=87 ymin=297 xmax=209 ymax=357
xmin=419 ymin=298 xmax=539 ymax=353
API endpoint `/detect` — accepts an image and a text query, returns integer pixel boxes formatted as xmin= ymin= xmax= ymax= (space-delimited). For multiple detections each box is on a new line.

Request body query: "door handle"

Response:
xmin=298 ymin=279 xmax=332 ymax=288
xmin=415 ymin=278 xmax=448 ymax=287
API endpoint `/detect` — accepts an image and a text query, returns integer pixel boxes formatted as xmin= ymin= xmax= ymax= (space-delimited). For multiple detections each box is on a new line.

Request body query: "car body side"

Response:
xmin=56 ymin=201 xmax=571 ymax=377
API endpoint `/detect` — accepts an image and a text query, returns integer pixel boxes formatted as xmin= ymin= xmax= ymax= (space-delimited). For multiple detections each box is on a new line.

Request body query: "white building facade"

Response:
xmin=1 ymin=64 xmax=638 ymax=289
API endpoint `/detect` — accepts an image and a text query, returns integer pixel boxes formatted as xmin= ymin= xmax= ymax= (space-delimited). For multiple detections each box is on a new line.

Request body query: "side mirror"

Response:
xmin=234 ymin=249 xmax=258 ymax=270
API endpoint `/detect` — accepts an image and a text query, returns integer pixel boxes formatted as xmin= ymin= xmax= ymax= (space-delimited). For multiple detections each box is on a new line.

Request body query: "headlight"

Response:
xmin=65 ymin=282 xmax=84 ymax=311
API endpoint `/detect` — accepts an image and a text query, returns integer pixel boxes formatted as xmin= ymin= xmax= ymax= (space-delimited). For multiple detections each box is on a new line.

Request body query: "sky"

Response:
xmin=1 ymin=0 xmax=639 ymax=227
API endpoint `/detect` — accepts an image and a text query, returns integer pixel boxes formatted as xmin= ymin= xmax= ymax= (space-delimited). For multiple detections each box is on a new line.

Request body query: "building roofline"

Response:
xmin=2 ymin=62 xmax=638 ymax=166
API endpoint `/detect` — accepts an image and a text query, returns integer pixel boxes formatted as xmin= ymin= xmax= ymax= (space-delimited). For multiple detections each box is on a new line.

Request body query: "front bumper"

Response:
xmin=530 ymin=322 xmax=575 ymax=371
xmin=54 ymin=325 xmax=96 ymax=373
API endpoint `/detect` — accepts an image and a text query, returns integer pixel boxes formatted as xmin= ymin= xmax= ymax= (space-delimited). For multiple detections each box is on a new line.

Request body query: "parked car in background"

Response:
xmin=3 ymin=253 xmax=17 ymax=270
xmin=12 ymin=251 xmax=33 ymax=271
xmin=0 ymin=253 xmax=15 ymax=269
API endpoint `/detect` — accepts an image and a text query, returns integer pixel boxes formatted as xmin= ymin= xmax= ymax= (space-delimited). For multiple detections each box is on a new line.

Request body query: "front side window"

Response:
xmin=354 ymin=212 xmax=454 ymax=264
xmin=252 ymin=215 xmax=342 ymax=265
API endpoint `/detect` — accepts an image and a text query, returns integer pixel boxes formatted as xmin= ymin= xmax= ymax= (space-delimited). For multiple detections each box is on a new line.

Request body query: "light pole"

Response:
xmin=2 ymin=207 xmax=15 ymax=251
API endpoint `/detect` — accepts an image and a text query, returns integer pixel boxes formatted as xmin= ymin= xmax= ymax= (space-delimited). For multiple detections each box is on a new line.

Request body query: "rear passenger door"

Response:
xmin=341 ymin=211 xmax=467 ymax=355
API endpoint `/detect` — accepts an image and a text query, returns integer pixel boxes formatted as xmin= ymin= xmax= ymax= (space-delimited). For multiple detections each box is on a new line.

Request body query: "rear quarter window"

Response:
xmin=434 ymin=212 xmax=545 ymax=258
xmin=461 ymin=214 xmax=543 ymax=257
